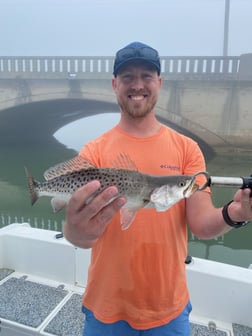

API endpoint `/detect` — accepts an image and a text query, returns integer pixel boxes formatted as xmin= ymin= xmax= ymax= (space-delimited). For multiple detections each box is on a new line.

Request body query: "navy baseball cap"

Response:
xmin=113 ymin=42 xmax=161 ymax=76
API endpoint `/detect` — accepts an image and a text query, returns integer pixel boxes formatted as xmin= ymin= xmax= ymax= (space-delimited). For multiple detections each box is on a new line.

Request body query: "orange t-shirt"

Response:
xmin=79 ymin=125 xmax=209 ymax=329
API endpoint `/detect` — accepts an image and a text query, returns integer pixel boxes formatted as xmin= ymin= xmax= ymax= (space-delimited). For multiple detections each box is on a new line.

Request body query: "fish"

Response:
xmin=25 ymin=154 xmax=199 ymax=230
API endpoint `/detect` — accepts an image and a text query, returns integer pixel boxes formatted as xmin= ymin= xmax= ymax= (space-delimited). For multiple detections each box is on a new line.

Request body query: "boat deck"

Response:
xmin=0 ymin=269 xmax=251 ymax=336
xmin=0 ymin=224 xmax=252 ymax=336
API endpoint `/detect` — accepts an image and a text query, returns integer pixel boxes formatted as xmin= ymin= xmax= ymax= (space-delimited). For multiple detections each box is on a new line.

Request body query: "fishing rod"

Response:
xmin=193 ymin=171 xmax=252 ymax=192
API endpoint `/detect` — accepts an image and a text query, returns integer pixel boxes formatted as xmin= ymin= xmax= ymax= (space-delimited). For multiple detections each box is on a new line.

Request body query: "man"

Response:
xmin=64 ymin=42 xmax=252 ymax=336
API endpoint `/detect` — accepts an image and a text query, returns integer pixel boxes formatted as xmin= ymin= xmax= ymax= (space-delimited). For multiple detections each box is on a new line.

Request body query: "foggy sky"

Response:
xmin=1 ymin=0 xmax=252 ymax=57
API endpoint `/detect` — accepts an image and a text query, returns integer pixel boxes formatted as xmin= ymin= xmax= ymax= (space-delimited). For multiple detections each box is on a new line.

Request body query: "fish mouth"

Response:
xmin=183 ymin=182 xmax=199 ymax=198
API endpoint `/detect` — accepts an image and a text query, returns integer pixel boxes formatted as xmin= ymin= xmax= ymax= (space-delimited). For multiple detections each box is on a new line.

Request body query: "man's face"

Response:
xmin=112 ymin=62 xmax=162 ymax=119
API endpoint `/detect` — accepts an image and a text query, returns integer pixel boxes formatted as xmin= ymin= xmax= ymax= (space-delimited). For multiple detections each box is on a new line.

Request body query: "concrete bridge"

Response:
xmin=1 ymin=54 xmax=252 ymax=153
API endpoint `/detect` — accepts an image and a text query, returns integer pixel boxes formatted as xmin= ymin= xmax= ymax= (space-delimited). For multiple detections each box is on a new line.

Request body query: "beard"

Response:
xmin=117 ymin=92 xmax=158 ymax=119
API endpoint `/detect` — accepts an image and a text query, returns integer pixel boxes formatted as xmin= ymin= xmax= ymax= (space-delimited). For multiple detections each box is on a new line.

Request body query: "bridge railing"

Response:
xmin=0 ymin=55 xmax=249 ymax=80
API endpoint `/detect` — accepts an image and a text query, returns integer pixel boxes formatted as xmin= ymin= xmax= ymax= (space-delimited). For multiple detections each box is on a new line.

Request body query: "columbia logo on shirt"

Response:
xmin=160 ymin=164 xmax=180 ymax=171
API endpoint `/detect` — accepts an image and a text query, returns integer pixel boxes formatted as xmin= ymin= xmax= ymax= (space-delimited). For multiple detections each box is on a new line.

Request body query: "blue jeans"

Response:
xmin=82 ymin=301 xmax=192 ymax=336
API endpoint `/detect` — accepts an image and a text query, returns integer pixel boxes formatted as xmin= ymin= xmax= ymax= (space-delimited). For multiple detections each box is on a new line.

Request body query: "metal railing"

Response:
xmin=0 ymin=213 xmax=64 ymax=231
xmin=0 ymin=55 xmax=240 ymax=80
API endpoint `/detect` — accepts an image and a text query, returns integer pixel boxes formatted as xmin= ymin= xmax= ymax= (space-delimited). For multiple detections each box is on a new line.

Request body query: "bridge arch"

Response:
xmin=0 ymin=96 xmax=215 ymax=161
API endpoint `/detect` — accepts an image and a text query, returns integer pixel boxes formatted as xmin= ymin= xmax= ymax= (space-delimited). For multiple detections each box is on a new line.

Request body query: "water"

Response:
xmin=0 ymin=101 xmax=252 ymax=268
xmin=190 ymin=152 xmax=252 ymax=268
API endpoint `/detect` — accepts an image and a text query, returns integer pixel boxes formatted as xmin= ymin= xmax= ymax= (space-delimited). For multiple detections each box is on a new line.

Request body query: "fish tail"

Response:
xmin=24 ymin=167 xmax=39 ymax=205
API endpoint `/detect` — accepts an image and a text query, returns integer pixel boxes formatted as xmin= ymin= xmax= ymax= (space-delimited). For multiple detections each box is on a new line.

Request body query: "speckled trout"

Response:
xmin=25 ymin=154 xmax=199 ymax=230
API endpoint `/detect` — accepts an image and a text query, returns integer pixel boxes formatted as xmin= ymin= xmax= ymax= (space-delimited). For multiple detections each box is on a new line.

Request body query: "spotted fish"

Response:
xmin=25 ymin=154 xmax=199 ymax=230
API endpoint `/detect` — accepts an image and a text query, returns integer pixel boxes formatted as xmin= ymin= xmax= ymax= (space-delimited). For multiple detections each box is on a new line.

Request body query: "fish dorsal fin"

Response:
xmin=112 ymin=153 xmax=138 ymax=171
xmin=44 ymin=156 xmax=95 ymax=180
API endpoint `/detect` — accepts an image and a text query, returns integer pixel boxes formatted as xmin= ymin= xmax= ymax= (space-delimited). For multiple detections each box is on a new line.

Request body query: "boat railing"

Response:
xmin=0 ymin=213 xmax=63 ymax=231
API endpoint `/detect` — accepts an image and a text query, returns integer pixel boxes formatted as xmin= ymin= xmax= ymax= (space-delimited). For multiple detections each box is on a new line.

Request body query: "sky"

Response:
xmin=1 ymin=0 xmax=252 ymax=57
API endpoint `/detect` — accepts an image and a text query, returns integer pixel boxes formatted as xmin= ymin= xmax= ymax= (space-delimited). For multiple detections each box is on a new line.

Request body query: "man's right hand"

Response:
xmin=63 ymin=180 xmax=126 ymax=248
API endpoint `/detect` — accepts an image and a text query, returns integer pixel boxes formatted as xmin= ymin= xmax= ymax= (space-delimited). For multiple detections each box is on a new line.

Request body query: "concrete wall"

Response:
xmin=158 ymin=79 xmax=252 ymax=149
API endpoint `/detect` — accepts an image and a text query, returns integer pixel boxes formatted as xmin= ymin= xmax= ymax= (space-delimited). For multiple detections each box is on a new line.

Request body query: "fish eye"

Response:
xmin=178 ymin=181 xmax=186 ymax=187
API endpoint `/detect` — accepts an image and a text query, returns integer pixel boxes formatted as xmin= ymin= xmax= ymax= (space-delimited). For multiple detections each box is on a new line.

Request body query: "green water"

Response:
xmin=0 ymin=101 xmax=252 ymax=268
xmin=189 ymin=151 xmax=252 ymax=268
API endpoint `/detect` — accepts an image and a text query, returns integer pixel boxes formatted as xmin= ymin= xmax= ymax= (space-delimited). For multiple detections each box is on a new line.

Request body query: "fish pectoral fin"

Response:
xmin=51 ymin=198 xmax=68 ymax=213
xmin=120 ymin=207 xmax=138 ymax=230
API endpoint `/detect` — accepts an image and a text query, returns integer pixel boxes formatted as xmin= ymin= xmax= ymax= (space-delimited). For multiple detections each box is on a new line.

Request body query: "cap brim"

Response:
xmin=113 ymin=58 xmax=160 ymax=76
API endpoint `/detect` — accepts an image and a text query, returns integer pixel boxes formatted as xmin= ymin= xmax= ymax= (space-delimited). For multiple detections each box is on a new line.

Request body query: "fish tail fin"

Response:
xmin=24 ymin=167 xmax=39 ymax=205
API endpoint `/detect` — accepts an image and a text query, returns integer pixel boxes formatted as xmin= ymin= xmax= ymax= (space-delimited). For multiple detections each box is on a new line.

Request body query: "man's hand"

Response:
xmin=228 ymin=188 xmax=252 ymax=222
xmin=63 ymin=180 xmax=126 ymax=248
